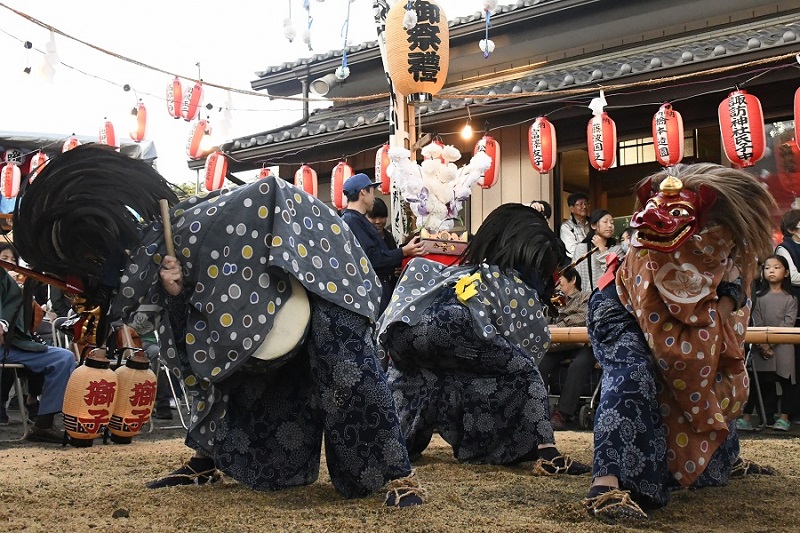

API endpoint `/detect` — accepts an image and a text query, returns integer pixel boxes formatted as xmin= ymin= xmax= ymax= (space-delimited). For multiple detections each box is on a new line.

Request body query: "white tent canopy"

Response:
xmin=0 ymin=130 xmax=158 ymax=162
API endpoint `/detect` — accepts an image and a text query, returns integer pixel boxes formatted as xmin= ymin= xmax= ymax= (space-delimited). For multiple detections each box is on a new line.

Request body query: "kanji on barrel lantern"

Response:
xmin=385 ymin=0 xmax=449 ymax=103
xmin=528 ymin=117 xmax=557 ymax=173
xmin=587 ymin=112 xmax=617 ymax=171
xmin=62 ymin=348 xmax=118 ymax=447
xmin=99 ymin=119 xmax=118 ymax=149
xmin=294 ymin=165 xmax=318 ymax=197
xmin=2 ymin=164 xmax=21 ymax=199
xmin=3 ymin=148 xmax=22 ymax=164
xmin=186 ymin=119 xmax=210 ymax=159
xmin=108 ymin=349 xmax=157 ymax=444
xmin=474 ymin=135 xmax=501 ymax=188
xmin=376 ymin=144 xmax=391 ymax=194
xmin=718 ymin=89 xmax=765 ymax=168
xmin=27 ymin=151 xmax=49 ymax=183
xmin=331 ymin=161 xmax=353 ymax=210
xmin=129 ymin=100 xmax=147 ymax=142
xmin=166 ymin=76 xmax=183 ymax=120
xmin=652 ymin=103 xmax=684 ymax=167
xmin=204 ymin=151 xmax=228 ymax=191
xmin=62 ymin=136 xmax=81 ymax=153
xmin=181 ymin=81 xmax=204 ymax=121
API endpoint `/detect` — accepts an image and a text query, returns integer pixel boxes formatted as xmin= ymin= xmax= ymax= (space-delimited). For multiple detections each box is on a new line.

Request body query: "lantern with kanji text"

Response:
xmin=108 ymin=350 xmax=157 ymax=444
xmin=99 ymin=119 xmax=118 ymax=148
xmin=166 ymin=76 xmax=183 ymax=119
xmin=474 ymin=135 xmax=501 ymax=188
xmin=2 ymin=164 xmax=21 ymax=198
xmin=385 ymin=0 xmax=449 ymax=103
xmin=376 ymin=144 xmax=391 ymax=195
xmin=130 ymin=100 xmax=147 ymax=142
xmin=718 ymin=89 xmax=765 ymax=168
xmin=587 ymin=113 xmax=617 ymax=171
xmin=27 ymin=151 xmax=49 ymax=183
xmin=331 ymin=161 xmax=353 ymax=210
xmin=652 ymin=103 xmax=684 ymax=167
xmin=186 ymin=119 xmax=210 ymax=160
xmin=62 ymin=348 xmax=118 ymax=447
xmin=181 ymin=81 xmax=204 ymax=121
xmin=62 ymin=136 xmax=81 ymax=153
xmin=528 ymin=117 xmax=557 ymax=173
xmin=3 ymin=148 xmax=22 ymax=164
xmin=204 ymin=151 xmax=228 ymax=191
xmin=294 ymin=165 xmax=318 ymax=197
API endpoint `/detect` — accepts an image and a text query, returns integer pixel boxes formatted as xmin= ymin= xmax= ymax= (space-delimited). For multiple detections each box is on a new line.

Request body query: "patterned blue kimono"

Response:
xmin=377 ymin=258 xmax=554 ymax=464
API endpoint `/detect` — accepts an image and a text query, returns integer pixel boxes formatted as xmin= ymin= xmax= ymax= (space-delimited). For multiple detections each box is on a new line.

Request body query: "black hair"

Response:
xmin=620 ymin=226 xmax=634 ymax=240
xmin=345 ymin=190 xmax=360 ymax=203
xmin=369 ymin=197 xmax=389 ymax=218
xmin=567 ymin=192 xmax=589 ymax=207
xmin=756 ymin=254 xmax=793 ymax=297
xmin=582 ymin=209 xmax=618 ymax=246
xmin=560 ymin=267 xmax=582 ymax=292
xmin=0 ymin=242 xmax=19 ymax=263
xmin=780 ymin=209 xmax=800 ymax=239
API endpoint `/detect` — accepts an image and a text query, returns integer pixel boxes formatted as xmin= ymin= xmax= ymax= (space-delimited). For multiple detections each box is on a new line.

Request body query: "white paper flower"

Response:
xmin=283 ymin=19 xmax=296 ymax=42
xmin=335 ymin=65 xmax=350 ymax=80
xmin=479 ymin=39 xmax=495 ymax=54
xmin=483 ymin=0 xmax=499 ymax=13
xmin=403 ymin=10 xmax=418 ymax=30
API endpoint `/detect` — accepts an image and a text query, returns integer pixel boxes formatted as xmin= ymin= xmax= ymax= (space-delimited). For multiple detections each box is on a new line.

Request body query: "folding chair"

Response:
xmin=0 ymin=363 xmax=29 ymax=440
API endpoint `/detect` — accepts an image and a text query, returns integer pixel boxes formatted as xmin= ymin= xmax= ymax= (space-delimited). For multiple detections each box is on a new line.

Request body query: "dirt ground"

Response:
xmin=2 ymin=410 xmax=800 ymax=533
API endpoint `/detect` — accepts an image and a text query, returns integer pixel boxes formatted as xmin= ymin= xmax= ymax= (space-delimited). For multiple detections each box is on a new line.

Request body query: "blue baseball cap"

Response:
xmin=343 ymin=173 xmax=381 ymax=195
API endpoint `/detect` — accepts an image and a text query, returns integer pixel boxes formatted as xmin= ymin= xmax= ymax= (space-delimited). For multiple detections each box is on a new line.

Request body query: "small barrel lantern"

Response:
xmin=62 ymin=348 xmax=118 ymax=447
xmin=331 ymin=161 xmax=353 ymax=210
xmin=108 ymin=349 xmax=157 ymax=444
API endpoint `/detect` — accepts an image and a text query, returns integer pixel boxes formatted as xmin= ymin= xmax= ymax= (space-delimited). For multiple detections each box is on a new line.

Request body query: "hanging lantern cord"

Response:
xmin=339 ymin=0 xmax=352 ymax=78
xmin=304 ymin=0 xmax=313 ymax=51
xmin=484 ymin=10 xmax=492 ymax=59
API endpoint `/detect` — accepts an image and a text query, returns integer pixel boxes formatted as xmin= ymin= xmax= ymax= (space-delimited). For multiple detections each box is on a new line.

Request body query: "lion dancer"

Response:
xmin=583 ymin=164 xmax=776 ymax=521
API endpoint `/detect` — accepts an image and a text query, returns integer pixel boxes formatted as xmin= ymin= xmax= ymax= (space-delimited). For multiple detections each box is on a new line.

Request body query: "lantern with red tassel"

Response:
xmin=294 ymin=165 xmax=318 ymax=197
xmin=186 ymin=119 xmax=210 ymax=159
xmin=204 ymin=151 xmax=228 ymax=191
xmin=587 ymin=113 xmax=617 ymax=171
xmin=108 ymin=350 xmax=157 ymax=444
xmin=2 ymin=164 xmax=21 ymax=198
xmin=166 ymin=76 xmax=183 ymax=119
xmin=129 ymin=100 xmax=147 ymax=142
xmin=99 ymin=119 xmax=117 ymax=149
xmin=258 ymin=167 xmax=273 ymax=179
xmin=376 ymin=144 xmax=391 ymax=195
xmin=181 ymin=81 xmax=204 ymax=121
xmin=528 ymin=117 xmax=557 ymax=173
xmin=474 ymin=135 xmax=501 ymax=188
xmin=652 ymin=103 xmax=684 ymax=167
xmin=62 ymin=348 xmax=118 ymax=447
xmin=28 ymin=151 xmax=49 ymax=183
xmin=331 ymin=161 xmax=353 ymax=210
xmin=718 ymin=89 xmax=765 ymax=168
xmin=62 ymin=136 xmax=81 ymax=153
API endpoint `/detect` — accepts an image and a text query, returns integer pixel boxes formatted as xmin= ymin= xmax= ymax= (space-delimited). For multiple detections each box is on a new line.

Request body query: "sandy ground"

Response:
xmin=2 ymin=410 xmax=800 ymax=533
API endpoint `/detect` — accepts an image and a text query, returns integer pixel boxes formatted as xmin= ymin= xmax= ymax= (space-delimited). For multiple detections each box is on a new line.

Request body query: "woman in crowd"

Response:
xmin=573 ymin=209 xmax=621 ymax=292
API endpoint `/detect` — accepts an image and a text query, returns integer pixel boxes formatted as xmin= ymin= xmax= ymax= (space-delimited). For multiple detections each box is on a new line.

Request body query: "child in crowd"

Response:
xmin=738 ymin=255 xmax=798 ymax=431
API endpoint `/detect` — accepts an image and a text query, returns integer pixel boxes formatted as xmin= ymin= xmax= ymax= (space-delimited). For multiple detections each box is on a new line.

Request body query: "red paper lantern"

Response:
xmin=204 ymin=151 xmax=228 ymax=191
xmin=294 ymin=165 xmax=318 ymax=197
xmin=62 ymin=349 xmax=118 ymax=447
xmin=258 ymin=167 xmax=273 ymax=179
xmin=166 ymin=76 xmax=183 ymax=119
xmin=718 ymin=89 xmax=765 ymax=168
xmin=181 ymin=81 xmax=204 ymax=121
xmin=108 ymin=351 xmax=157 ymax=444
xmin=474 ymin=135 xmax=501 ymax=188
xmin=794 ymin=87 xmax=800 ymax=152
xmin=129 ymin=100 xmax=147 ymax=142
xmin=99 ymin=119 xmax=117 ymax=148
xmin=652 ymin=103 xmax=684 ymax=167
xmin=2 ymin=164 xmax=20 ymax=198
xmin=27 ymin=151 xmax=49 ymax=183
xmin=186 ymin=119 xmax=209 ymax=159
xmin=528 ymin=117 xmax=557 ymax=173
xmin=587 ymin=113 xmax=617 ymax=171
xmin=331 ymin=161 xmax=353 ymax=210
xmin=376 ymin=144 xmax=391 ymax=194
xmin=62 ymin=136 xmax=81 ymax=153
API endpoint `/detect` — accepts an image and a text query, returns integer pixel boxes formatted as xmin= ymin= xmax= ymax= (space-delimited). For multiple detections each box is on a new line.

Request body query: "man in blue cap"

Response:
xmin=340 ymin=173 xmax=425 ymax=317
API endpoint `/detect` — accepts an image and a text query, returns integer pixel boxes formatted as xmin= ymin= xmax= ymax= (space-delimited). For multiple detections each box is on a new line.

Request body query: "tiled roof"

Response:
xmin=230 ymin=18 xmax=799 ymax=153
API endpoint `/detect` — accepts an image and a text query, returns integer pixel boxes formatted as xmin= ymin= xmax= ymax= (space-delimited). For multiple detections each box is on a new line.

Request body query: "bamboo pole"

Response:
xmin=549 ymin=326 xmax=800 ymax=345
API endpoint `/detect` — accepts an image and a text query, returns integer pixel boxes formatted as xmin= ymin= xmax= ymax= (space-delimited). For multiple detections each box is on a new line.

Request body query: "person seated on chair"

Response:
xmin=0 ymin=243 xmax=75 ymax=443
xmin=537 ymin=267 xmax=595 ymax=430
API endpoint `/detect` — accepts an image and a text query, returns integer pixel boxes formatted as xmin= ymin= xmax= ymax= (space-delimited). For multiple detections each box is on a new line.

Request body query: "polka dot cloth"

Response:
xmin=616 ymin=224 xmax=749 ymax=487
xmin=111 ymin=176 xmax=382 ymax=383
xmin=377 ymin=258 xmax=549 ymax=359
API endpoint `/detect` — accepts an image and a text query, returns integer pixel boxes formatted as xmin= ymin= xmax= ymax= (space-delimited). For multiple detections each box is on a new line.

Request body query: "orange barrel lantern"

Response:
xmin=62 ymin=348 xmax=118 ymax=447
xmin=474 ymin=134 xmax=501 ymax=188
xmin=28 ymin=151 xmax=49 ymax=183
xmin=166 ymin=76 xmax=183 ymax=119
xmin=294 ymin=165 xmax=318 ymax=197
xmin=204 ymin=151 xmax=228 ymax=191
xmin=2 ymin=164 xmax=20 ymax=198
xmin=108 ymin=349 xmax=157 ymax=444
xmin=258 ymin=167 xmax=273 ymax=179
xmin=385 ymin=0 xmax=449 ymax=104
xmin=652 ymin=103 xmax=684 ymax=167
xmin=62 ymin=135 xmax=81 ymax=153
xmin=99 ymin=118 xmax=118 ymax=149
xmin=186 ymin=119 xmax=209 ymax=159
xmin=528 ymin=117 xmax=557 ymax=173
xmin=587 ymin=112 xmax=617 ymax=171
xmin=331 ymin=161 xmax=353 ymax=210
xmin=376 ymin=144 xmax=391 ymax=194
xmin=129 ymin=100 xmax=147 ymax=142
xmin=181 ymin=81 xmax=204 ymax=121
xmin=718 ymin=89 xmax=765 ymax=168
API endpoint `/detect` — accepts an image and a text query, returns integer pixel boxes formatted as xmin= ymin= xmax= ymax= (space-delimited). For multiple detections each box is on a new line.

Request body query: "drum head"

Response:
xmin=251 ymin=276 xmax=310 ymax=361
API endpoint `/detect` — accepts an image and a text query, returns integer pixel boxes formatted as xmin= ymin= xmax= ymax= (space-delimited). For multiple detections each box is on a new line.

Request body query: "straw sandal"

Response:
xmin=582 ymin=488 xmax=647 ymax=521
xmin=730 ymin=458 xmax=776 ymax=478
xmin=532 ymin=454 xmax=592 ymax=476
xmin=384 ymin=470 xmax=426 ymax=507
xmin=146 ymin=460 xmax=222 ymax=489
